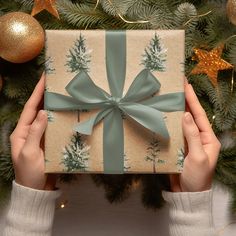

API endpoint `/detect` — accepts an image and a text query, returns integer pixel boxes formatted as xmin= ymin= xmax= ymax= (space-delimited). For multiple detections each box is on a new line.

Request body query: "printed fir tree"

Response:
xmin=65 ymin=33 xmax=91 ymax=73
xmin=141 ymin=33 xmax=167 ymax=72
xmin=61 ymin=133 xmax=90 ymax=172
xmin=176 ymin=148 xmax=185 ymax=171
xmin=124 ymin=153 xmax=131 ymax=171
xmin=46 ymin=110 xmax=54 ymax=122
xmin=145 ymin=137 xmax=165 ymax=173
xmin=45 ymin=56 xmax=55 ymax=75
xmin=44 ymin=87 xmax=55 ymax=122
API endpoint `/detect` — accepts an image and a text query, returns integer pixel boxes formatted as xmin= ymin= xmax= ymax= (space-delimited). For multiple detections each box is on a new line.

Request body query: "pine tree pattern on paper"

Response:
xmin=46 ymin=110 xmax=54 ymax=122
xmin=61 ymin=133 xmax=90 ymax=172
xmin=45 ymin=56 xmax=55 ymax=75
xmin=65 ymin=33 xmax=92 ymax=73
xmin=176 ymin=148 xmax=184 ymax=171
xmin=145 ymin=137 xmax=165 ymax=173
xmin=124 ymin=153 xmax=131 ymax=171
xmin=141 ymin=33 xmax=167 ymax=72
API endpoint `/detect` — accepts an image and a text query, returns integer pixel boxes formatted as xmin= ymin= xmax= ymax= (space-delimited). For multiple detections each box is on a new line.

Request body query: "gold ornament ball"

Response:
xmin=0 ymin=12 xmax=45 ymax=63
xmin=227 ymin=0 xmax=236 ymax=25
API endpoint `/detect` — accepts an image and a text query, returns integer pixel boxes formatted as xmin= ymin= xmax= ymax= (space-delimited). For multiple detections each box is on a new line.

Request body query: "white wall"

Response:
xmin=1 ymin=175 xmax=236 ymax=236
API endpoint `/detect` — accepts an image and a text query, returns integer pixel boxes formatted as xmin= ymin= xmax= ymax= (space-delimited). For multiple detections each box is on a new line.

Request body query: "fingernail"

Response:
xmin=184 ymin=112 xmax=192 ymax=123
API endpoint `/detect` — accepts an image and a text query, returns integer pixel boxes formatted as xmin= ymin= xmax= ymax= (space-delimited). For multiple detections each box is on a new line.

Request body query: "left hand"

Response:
xmin=10 ymin=74 xmax=56 ymax=190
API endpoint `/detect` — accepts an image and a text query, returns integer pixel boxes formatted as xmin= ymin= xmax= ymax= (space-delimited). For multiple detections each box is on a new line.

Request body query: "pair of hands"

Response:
xmin=10 ymin=74 xmax=221 ymax=192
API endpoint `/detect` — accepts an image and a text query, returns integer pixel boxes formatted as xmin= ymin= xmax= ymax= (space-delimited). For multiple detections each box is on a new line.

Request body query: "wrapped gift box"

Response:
xmin=44 ymin=30 xmax=185 ymax=174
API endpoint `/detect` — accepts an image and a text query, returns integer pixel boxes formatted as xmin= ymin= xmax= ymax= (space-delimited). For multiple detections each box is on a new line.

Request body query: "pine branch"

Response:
xmin=174 ymin=2 xmax=198 ymax=28
xmin=57 ymin=0 xmax=125 ymax=29
xmin=215 ymin=147 xmax=236 ymax=187
xmin=91 ymin=174 xmax=141 ymax=203
xmin=141 ymin=174 xmax=170 ymax=210
xmin=100 ymin=0 xmax=133 ymax=16
xmin=0 ymin=152 xmax=14 ymax=183
xmin=230 ymin=188 xmax=236 ymax=214
xmin=0 ymin=180 xmax=11 ymax=206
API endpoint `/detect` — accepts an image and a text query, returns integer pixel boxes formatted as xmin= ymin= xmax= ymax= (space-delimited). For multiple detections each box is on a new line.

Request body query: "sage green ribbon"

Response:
xmin=44 ymin=31 xmax=185 ymax=174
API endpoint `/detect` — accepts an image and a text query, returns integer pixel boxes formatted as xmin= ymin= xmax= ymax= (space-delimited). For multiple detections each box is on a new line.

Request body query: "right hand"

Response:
xmin=170 ymin=81 xmax=221 ymax=192
xmin=10 ymin=74 xmax=56 ymax=190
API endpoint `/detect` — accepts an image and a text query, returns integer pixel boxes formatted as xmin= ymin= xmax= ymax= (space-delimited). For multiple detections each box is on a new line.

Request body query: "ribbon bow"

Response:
xmin=45 ymin=31 xmax=185 ymax=174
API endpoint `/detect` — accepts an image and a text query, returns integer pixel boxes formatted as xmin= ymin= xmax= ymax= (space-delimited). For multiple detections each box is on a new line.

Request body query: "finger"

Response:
xmin=184 ymin=81 xmax=190 ymax=112
xmin=184 ymin=77 xmax=189 ymax=86
xmin=169 ymin=174 xmax=181 ymax=192
xmin=44 ymin=174 xmax=58 ymax=190
xmin=182 ymin=112 xmax=205 ymax=155
xmin=23 ymin=110 xmax=47 ymax=148
xmin=185 ymin=84 xmax=212 ymax=132
xmin=184 ymin=137 xmax=188 ymax=156
xmin=17 ymin=73 xmax=45 ymax=127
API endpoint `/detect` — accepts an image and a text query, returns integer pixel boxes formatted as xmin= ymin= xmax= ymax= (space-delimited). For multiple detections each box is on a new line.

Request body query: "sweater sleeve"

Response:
xmin=162 ymin=189 xmax=218 ymax=236
xmin=3 ymin=181 xmax=61 ymax=236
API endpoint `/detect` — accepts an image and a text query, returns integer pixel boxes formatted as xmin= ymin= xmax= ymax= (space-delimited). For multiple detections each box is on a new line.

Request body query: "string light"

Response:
xmin=211 ymin=114 xmax=216 ymax=126
xmin=231 ymin=69 xmax=234 ymax=93
xmin=56 ymin=200 xmax=68 ymax=210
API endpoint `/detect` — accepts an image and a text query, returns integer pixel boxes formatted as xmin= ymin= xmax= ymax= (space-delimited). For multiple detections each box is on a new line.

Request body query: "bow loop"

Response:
xmin=66 ymin=71 xmax=110 ymax=108
xmin=122 ymin=69 xmax=161 ymax=103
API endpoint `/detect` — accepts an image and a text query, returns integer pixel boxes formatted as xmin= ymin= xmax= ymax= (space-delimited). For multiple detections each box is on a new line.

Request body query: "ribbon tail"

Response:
xmin=103 ymin=108 xmax=124 ymax=174
xmin=121 ymin=103 xmax=169 ymax=139
xmin=140 ymin=92 xmax=185 ymax=111
xmin=44 ymin=92 xmax=82 ymax=110
xmin=74 ymin=108 xmax=113 ymax=135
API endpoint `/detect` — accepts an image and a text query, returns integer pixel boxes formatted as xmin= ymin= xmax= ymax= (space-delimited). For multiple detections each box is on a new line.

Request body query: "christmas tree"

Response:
xmin=61 ymin=132 xmax=90 ymax=172
xmin=145 ymin=137 xmax=165 ymax=173
xmin=176 ymin=148 xmax=185 ymax=171
xmin=141 ymin=33 xmax=167 ymax=71
xmin=66 ymin=33 xmax=91 ymax=73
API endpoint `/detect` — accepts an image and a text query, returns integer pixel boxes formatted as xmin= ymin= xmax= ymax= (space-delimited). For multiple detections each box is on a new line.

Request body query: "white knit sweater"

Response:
xmin=3 ymin=181 xmax=217 ymax=236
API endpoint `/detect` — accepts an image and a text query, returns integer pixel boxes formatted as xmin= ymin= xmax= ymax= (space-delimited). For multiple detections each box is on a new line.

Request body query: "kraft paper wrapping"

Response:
xmin=44 ymin=30 xmax=185 ymax=173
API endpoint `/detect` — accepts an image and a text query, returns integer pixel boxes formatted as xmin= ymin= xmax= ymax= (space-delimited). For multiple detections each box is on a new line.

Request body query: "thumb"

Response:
xmin=182 ymin=112 xmax=204 ymax=156
xmin=24 ymin=110 xmax=47 ymax=148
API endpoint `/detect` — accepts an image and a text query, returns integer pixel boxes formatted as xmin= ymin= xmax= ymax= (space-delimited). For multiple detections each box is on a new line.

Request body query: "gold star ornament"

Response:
xmin=191 ymin=45 xmax=233 ymax=86
xmin=31 ymin=0 xmax=59 ymax=19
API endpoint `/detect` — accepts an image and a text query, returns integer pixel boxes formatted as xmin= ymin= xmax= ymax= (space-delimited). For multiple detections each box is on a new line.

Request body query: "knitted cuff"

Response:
xmin=162 ymin=190 xmax=217 ymax=236
xmin=4 ymin=181 xmax=61 ymax=236
xmin=162 ymin=190 xmax=213 ymax=214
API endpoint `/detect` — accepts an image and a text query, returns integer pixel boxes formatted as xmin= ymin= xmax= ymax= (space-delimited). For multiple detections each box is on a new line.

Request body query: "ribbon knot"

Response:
xmin=44 ymin=31 xmax=185 ymax=174
xmin=109 ymin=97 xmax=121 ymax=107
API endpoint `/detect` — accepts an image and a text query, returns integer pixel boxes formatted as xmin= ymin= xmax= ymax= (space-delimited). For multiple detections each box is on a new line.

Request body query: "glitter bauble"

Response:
xmin=0 ymin=12 xmax=45 ymax=63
